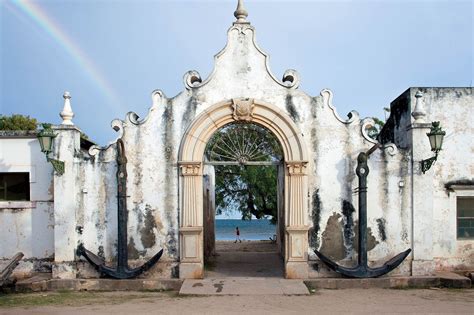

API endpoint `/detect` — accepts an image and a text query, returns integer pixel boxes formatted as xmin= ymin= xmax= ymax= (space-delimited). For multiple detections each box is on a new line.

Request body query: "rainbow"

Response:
xmin=5 ymin=0 xmax=123 ymax=110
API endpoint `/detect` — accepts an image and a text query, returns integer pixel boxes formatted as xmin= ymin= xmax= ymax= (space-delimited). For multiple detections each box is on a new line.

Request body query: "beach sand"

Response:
xmin=215 ymin=240 xmax=277 ymax=253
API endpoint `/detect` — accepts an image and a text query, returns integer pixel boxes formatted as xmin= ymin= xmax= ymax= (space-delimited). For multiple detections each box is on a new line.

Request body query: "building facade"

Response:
xmin=1 ymin=2 xmax=472 ymax=280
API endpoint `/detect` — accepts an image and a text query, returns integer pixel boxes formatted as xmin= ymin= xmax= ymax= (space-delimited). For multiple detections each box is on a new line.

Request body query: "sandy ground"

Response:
xmin=2 ymin=242 xmax=472 ymax=314
xmin=214 ymin=240 xmax=277 ymax=252
xmin=206 ymin=241 xmax=283 ymax=278
xmin=1 ymin=288 xmax=473 ymax=314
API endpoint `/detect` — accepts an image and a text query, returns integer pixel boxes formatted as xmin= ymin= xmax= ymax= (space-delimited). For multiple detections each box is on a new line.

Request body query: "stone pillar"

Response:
xmin=408 ymin=92 xmax=435 ymax=275
xmin=179 ymin=161 xmax=204 ymax=279
xmin=285 ymin=161 xmax=309 ymax=279
xmin=52 ymin=125 xmax=80 ymax=279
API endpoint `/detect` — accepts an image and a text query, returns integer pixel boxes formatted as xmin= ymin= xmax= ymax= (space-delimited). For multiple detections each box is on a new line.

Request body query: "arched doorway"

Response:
xmin=203 ymin=122 xmax=284 ymax=278
xmin=178 ymin=98 xmax=309 ymax=279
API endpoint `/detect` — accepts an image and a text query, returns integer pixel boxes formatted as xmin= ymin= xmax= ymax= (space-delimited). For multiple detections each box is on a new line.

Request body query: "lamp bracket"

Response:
xmin=420 ymin=153 xmax=438 ymax=174
xmin=47 ymin=157 xmax=65 ymax=176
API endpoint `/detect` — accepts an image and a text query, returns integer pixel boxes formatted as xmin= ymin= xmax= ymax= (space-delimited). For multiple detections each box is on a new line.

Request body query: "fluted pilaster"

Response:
xmin=180 ymin=162 xmax=202 ymax=227
xmin=286 ymin=161 xmax=308 ymax=227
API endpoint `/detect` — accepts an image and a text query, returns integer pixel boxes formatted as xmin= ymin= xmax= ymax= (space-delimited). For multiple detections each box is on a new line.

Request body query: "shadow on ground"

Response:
xmin=205 ymin=241 xmax=284 ymax=278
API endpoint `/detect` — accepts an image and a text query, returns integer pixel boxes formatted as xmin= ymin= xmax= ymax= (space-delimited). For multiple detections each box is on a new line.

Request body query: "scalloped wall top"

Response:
xmin=184 ymin=21 xmax=300 ymax=92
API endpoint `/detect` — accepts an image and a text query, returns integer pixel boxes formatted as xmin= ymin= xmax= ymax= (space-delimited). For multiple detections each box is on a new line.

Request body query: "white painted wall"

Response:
xmin=379 ymin=87 xmax=474 ymax=274
xmin=424 ymin=88 xmax=473 ymax=271
xmin=65 ymin=21 xmax=416 ymax=278
xmin=2 ymin=16 xmax=471 ymax=280
xmin=0 ymin=134 xmax=54 ymax=266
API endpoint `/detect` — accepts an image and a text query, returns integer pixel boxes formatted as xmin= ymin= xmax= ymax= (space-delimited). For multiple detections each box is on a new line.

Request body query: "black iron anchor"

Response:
xmin=77 ymin=139 xmax=163 ymax=279
xmin=314 ymin=145 xmax=411 ymax=278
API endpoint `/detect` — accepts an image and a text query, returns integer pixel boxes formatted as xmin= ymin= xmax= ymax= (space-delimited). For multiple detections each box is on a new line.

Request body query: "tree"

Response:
xmin=207 ymin=123 xmax=282 ymax=223
xmin=215 ymin=165 xmax=278 ymax=223
xmin=0 ymin=114 xmax=92 ymax=142
xmin=367 ymin=107 xmax=390 ymax=140
xmin=0 ymin=114 xmax=38 ymax=131
xmin=367 ymin=117 xmax=385 ymax=140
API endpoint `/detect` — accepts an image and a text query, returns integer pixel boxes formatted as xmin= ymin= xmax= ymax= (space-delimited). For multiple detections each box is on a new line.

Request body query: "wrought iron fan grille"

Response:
xmin=205 ymin=123 xmax=283 ymax=165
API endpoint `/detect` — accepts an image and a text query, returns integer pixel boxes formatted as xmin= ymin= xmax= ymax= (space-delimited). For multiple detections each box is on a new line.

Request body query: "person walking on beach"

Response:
xmin=235 ymin=227 xmax=241 ymax=243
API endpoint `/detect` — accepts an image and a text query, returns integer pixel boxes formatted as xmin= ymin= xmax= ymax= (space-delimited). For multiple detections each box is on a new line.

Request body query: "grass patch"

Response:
xmin=303 ymin=281 xmax=318 ymax=295
xmin=0 ymin=291 xmax=101 ymax=308
xmin=0 ymin=291 xmax=168 ymax=308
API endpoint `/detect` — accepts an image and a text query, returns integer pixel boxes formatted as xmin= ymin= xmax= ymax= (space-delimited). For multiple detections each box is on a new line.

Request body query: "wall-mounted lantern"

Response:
xmin=420 ymin=121 xmax=446 ymax=174
xmin=37 ymin=123 xmax=65 ymax=175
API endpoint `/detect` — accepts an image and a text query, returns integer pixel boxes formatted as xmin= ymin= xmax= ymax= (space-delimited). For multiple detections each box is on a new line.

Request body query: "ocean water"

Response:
xmin=216 ymin=219 xmax=276 ymax=241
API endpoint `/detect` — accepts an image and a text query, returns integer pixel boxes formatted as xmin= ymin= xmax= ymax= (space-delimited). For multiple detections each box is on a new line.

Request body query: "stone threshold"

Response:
xmin=305 ymin=272 xmax=472 ymax=290
xmin=180 ymin=278 xmax=310 ymax=295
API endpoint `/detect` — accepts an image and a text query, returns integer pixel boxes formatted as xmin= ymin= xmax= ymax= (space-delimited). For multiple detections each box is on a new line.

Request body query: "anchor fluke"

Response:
xmin=314 ymin=248 xmax=411 ymax=278
xmin=78 ymin=244 xmax=164 ymax=279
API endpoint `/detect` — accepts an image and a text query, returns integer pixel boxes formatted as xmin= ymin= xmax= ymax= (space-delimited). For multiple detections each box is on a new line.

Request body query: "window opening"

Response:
xmin=0 ymin=172 xmax=30 ymax=201
xmin=457 ymin=196 xmax=474 ymax=239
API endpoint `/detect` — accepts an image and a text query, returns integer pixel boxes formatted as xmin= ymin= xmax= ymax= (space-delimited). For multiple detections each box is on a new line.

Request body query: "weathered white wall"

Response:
xmin=380 ymin=87 xmax=474 ymax=273
xmin=0 ymin=133 xmax=54 ymax=277
xmin=59 ymin=20 xmax=415 ymax=279
xmin=18 ymin=13 xmax=469 ymax=280
xmin=303 ymin=92 xmax=412 ymax=277
xmin=424 ymin=88 xmax=473 ymax=271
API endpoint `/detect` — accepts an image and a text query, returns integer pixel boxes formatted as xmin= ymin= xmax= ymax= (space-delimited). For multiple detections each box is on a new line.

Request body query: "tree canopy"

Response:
xmin=206 ymin=123 xmax=282 ymax=223
xmin=214 ymin=165 xmax=279 ymax=223
xmin=0 ymin=114 xmax=38 ymax=131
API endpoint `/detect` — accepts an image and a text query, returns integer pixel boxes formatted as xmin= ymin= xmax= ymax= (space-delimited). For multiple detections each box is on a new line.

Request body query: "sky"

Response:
xmin=1 ymin=0 xmax=472 ymax=146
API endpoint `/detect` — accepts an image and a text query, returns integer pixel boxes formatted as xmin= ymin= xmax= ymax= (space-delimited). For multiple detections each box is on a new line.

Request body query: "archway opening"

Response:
xmin=178 ymin=99 xmax=309 ymax=279
xmin=202 ymin=122 xmax=285 ymax=277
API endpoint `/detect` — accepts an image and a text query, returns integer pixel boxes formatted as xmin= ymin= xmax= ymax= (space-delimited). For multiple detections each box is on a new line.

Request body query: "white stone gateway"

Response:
xmin=0 ymin=1 xmax=472 ymax=280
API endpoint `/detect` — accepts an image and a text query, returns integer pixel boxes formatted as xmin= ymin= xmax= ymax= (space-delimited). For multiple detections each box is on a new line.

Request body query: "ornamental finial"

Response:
xmin=412 ymin=90 xmax=426 ymax=123
xmin=60 ymin=91 xmax=74 ymax=125
xmin=234 ymin=0 xmax=249 ymax=24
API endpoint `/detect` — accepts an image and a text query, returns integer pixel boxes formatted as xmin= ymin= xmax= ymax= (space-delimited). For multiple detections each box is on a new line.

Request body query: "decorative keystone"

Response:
xmin=234 ymin=0 xmax=249 ymax=24
xmin=412 ymin=90 xmax=426 ymax=123
xmin=232 ymin=98 xmax=254 ymax=121
xmin=60 ymin=91 xmax=74 ymax=125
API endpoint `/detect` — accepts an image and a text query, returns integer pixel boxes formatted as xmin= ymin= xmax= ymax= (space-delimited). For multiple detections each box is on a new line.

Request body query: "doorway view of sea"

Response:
xmin=215 ymin=219 xmax=276 ymax=241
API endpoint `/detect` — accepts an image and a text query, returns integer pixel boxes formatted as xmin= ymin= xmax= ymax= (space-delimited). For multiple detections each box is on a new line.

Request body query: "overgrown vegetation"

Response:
xmin=367 ymin=117 xmax=385 ymax=140
xmin=367 ymin=107 xmax=390 ymax=140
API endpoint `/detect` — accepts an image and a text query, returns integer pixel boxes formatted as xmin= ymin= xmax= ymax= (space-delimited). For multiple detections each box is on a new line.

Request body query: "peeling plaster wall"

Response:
xmin=421 ymin=88 xmax=473 ymax=271
xmin=304 ymin=94 xmax=411 ymax=277
xmin=61 ymin=21 xmax=413 ymax=279
xmin=0 ymin=135 xmax=54 ymax=277
xmin=43 ymin=18 xmax=472 ymax=280
xmin=78 ymin=152 xmax=117 ymax=264
xmin=74 ymin=106 xmax=181 ymax=278
xmin=379 ymin=87 xmax=473 ymax=272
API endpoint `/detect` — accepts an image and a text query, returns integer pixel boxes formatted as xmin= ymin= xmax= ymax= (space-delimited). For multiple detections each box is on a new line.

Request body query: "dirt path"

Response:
xmin=1 ymin=288 xmax=473 ymax=314
xmin=206 ymin=240 xmax=283 ymax=278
